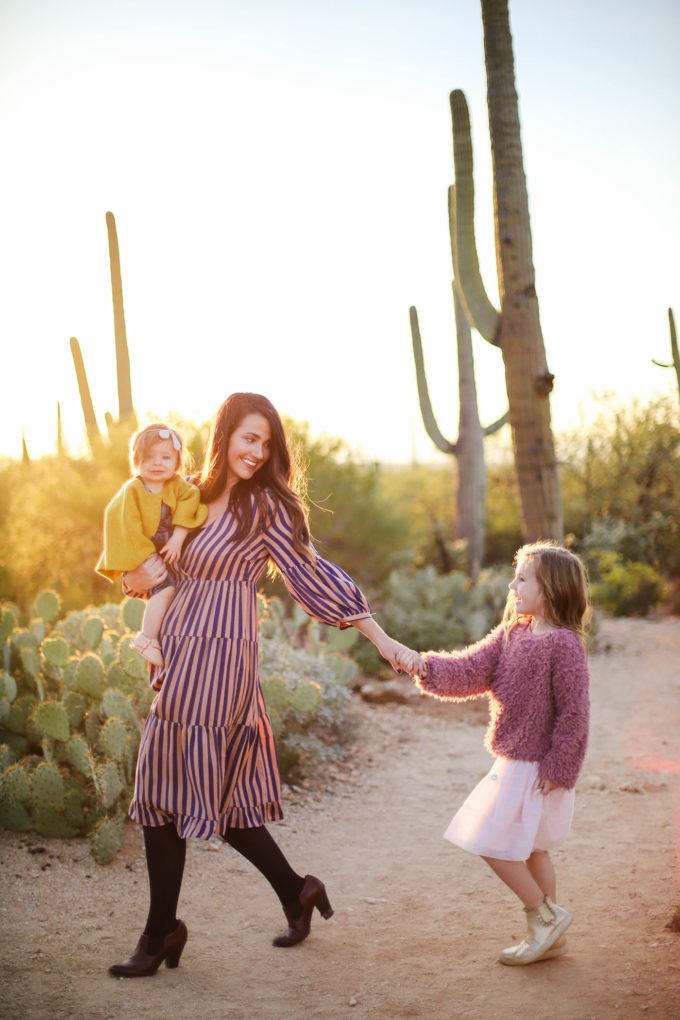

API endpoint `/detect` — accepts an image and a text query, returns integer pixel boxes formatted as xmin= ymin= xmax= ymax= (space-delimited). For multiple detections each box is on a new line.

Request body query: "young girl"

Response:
xmin=96 ymin=423 xmax=207 ymax=668
xmin=404 ymin=542 xmax=590 ymax=966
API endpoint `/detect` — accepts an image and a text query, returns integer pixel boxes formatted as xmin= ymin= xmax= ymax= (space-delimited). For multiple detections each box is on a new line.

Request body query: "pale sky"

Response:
xmin=1 ymin=0 xmax=678 ymax=464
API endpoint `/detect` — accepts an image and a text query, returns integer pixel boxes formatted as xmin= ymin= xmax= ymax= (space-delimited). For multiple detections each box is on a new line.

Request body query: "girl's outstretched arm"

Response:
xmin=416 ymin=625 xmax=505 ymax=701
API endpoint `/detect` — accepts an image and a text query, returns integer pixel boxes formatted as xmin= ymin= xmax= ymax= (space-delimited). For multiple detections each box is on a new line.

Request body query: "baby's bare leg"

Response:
xmin=141 ymin=587 xmax=175 ymax=639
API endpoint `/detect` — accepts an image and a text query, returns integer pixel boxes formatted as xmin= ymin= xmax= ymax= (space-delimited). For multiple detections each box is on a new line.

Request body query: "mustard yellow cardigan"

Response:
xmin=96 ymin=475 xmax=208 ymax=581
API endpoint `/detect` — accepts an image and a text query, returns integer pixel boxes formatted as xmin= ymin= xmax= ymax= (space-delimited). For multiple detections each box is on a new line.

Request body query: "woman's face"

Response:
xmin=226 ymin=412 xmax=272 ymax=489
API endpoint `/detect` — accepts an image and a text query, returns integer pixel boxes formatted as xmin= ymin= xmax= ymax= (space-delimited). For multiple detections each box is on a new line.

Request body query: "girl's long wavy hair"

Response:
xmin=193 ymin=393 xmax=313 ymax=568
xmin=502 ymin=541 xmax=590 ymax=644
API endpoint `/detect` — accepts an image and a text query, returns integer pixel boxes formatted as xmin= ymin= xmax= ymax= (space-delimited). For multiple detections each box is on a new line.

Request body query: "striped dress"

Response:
xmin=129 ymin=497 xmax=370 ymax=840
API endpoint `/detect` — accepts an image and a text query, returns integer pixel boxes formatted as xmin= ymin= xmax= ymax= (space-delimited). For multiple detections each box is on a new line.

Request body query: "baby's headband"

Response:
xmin=157 ymin=428 xmax=182 ymax=451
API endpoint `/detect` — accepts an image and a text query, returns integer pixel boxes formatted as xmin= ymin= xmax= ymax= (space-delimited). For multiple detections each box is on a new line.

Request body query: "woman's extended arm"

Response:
xmin=352 ymin=616 xmax=425 ymax=675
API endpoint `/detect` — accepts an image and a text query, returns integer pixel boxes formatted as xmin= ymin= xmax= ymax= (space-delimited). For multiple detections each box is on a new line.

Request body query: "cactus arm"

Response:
xmin=69 ymin=337 xmax=101 ymax=448
xmin=105 ymin=211 xmax=134 ymax=423
xmin=652 ymin=308 xmax=680 ymax=401
xmin=409 ymin=305 xmax=458 ymax=454
xmin=483 ymin=411 xmax=508 ymax=436
xmin=56 ymin=402 xmax=65 ymax=457
xmin=449 ymin=91 xmax=501 ymax=346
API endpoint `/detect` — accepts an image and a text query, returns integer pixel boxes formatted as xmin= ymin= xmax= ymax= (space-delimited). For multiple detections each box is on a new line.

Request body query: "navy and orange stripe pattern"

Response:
xmin=129 ymin=498 xmax=370 ymax=839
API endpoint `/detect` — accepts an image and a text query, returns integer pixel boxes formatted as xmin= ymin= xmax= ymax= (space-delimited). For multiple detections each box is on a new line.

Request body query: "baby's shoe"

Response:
xmin=499 ymin=897 xmax=571 ymax=966
xmin=131 ymin=632 xmax=164 ymax=667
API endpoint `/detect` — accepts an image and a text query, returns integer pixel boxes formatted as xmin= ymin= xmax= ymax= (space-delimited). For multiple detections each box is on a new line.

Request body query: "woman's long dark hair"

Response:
xmin=193 ymin=393 xmax=313 ymax=563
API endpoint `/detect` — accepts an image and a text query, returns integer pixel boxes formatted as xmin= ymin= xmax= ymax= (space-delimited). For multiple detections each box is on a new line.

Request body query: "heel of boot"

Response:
xmin=316 ymin=890 xmax=334 ymax=920
xmin=165 ymin=943 xmax=185 ymax=969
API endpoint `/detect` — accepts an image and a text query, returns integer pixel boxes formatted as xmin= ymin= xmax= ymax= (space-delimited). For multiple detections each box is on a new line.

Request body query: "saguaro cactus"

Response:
xmin=652 ymin=308 xmax=680 ymax=403
xmin=410 ymin=185 xmax=507 ymax=580
xmin=70 ymin=337 xmax=101 ymax=448
xmin=69 ymin=212 xmax=135 ymax=450
xmin=106 ymin=211 xmax=134 ymax=424
xmin=450 ymin=0 xmax=563 ymax=542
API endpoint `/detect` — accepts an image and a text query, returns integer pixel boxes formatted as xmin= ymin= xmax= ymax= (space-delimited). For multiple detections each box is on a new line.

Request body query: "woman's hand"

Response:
xmin=123 ymin=554 xmax=167 ymax=597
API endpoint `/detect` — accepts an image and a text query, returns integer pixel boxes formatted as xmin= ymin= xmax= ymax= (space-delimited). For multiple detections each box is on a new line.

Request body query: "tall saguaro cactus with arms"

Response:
xmin=411 ymin=185 xmax=507 ymax=580
xmin=451 ymin=0 xmax=563 ymax=541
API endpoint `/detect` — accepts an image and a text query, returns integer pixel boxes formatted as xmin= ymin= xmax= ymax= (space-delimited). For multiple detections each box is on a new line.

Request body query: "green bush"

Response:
xmin=589 ymin=552 xmax=669 ymax=617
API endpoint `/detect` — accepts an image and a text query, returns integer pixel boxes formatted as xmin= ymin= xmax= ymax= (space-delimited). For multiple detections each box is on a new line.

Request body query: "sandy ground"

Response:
xmin=1 ymin=615 xmax=679 ymax=1020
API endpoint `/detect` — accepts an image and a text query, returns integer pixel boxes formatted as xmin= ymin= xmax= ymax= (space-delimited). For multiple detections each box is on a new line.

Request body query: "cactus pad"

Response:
xmin=260 ymin=675 xmax=290 ymax=713
xmin=290 ymin=681 xmax=322 ymax=714
xmin=96 ymin=760 xmax=124 ymax=808
xmin=76 ymin=654 xmax=105 ymax=699
xmin=42 ymin=636 xmax=70 ymax=667
xmin=90 ymin=817 xmax=125 ymax=864
xmin=121 ymin=598 xmax=145 ymax=632
xmin=31 ymin=763 xmax=65 ymax=811
xmin=119 ymin=639 xmax=149 ymax=681
xmin=82 ymin=616 xmax=104 ymax=650
xmin=34 ymin=590 xmax=61 ymax=623
xmin=33 ymin=809 xmax=79 ymax=839
xmin=64 ymin=735 xmax=92 ymax=777
xmin=20 ymin=646 xmax=41 ymax=679
xmin=0 ymin=672 xmax=17 ymax=703
xmin=1 ymin=606 xmax=18 ymax=641
xmin=63 ymin=690 xmax=87 ymax=728
xmin=0 ymin=799 xmax=32 ymax=831
xmin=99 ymin=717 xmax=128 ymax=761
xmin=34 ymin=701 xmax=70 ymax=743
xmin=2 ymin=763 xmax=32 ymax=802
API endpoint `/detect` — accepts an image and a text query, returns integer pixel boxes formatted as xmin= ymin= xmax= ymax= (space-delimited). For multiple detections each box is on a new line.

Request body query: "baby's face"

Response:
xmin=138 ymin=438 xmax=179 ymax=489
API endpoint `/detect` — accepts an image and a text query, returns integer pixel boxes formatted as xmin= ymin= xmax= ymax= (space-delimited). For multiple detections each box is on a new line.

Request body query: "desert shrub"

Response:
xmin=353 ymin=564 xmax=509 ymax=671
xmin=588 ymin=552 xmax=669 ymax=617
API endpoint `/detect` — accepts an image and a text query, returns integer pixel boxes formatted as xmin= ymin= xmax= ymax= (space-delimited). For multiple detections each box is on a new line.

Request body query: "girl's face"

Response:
xmin=138 ymin=438 xmax=179 ymax=491
xmin=226 ymin=412 xmax=272 ymax=489
xmin=508 ymin=556 xmax=545 ymax=620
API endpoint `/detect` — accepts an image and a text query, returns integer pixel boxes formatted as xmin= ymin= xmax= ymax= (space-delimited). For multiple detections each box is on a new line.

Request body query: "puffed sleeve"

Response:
xmin=95 ymin=482 xmax=156 ymax=581
xmin=262 ymin=502 xmax=371 ymax=628
xmin=416 ymin=625 xmax=505 ymax=701
xmin=170 ymin=477 xmax=208 ymax=529
xmin=539 ymin=632 xmax=590 ymax=789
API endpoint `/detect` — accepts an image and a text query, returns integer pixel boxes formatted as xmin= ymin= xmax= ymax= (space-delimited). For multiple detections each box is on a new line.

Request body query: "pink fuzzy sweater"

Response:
xmin=418 ymin=622 xmax=590 ymax=789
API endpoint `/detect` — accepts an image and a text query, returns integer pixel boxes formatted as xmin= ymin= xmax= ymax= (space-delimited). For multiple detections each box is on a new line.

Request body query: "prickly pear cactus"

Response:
xmin=0 ymin=592 xmax=156 ymax=863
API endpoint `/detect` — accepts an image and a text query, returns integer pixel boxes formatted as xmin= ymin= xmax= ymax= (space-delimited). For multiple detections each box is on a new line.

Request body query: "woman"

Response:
xmin=109 ymin=392 xmax=420 ymax=978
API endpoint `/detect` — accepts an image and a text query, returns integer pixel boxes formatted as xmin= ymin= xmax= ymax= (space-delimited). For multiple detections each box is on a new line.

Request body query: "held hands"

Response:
xmin=379 ymin=638 xmax=427 ymax=678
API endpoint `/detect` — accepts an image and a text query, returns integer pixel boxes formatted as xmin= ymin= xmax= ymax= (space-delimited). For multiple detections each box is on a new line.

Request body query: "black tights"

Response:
xmin=142 ymin=823 xmax=304 ymax=949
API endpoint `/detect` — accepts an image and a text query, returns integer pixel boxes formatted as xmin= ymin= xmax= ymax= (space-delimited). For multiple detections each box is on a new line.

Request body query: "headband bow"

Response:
xmin=158 ymin=428 xmax=182 ymax=451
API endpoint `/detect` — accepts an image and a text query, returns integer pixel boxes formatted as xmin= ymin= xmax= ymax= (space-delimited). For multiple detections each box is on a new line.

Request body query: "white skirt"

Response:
xmin=443 ymin=757 xmax=575 ymax=861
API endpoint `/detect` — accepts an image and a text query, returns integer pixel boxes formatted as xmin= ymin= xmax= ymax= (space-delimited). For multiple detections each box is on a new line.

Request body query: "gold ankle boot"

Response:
xmin=499 ymin=897 xmax=571 ymax=966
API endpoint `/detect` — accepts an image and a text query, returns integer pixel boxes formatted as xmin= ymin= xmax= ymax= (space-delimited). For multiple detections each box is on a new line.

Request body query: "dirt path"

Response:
xmin=2 ymin=616 xmax=679 ymax=1019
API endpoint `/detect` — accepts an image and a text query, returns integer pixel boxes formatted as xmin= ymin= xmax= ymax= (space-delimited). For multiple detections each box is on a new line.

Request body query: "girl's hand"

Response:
xmin=123 ymin=553 xmax=167 ymax=596
xmin=537 ymin=777 xmax=560 ymax=794
xmin=160 ymin=534 xmax=184 ymax=565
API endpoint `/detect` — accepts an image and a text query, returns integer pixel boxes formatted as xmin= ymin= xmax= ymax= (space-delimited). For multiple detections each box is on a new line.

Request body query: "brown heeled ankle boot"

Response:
xmin=108 ymin=920 xmax=188 ymax=978
xmin=272 ymin=875 xmax=334 ymax=948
